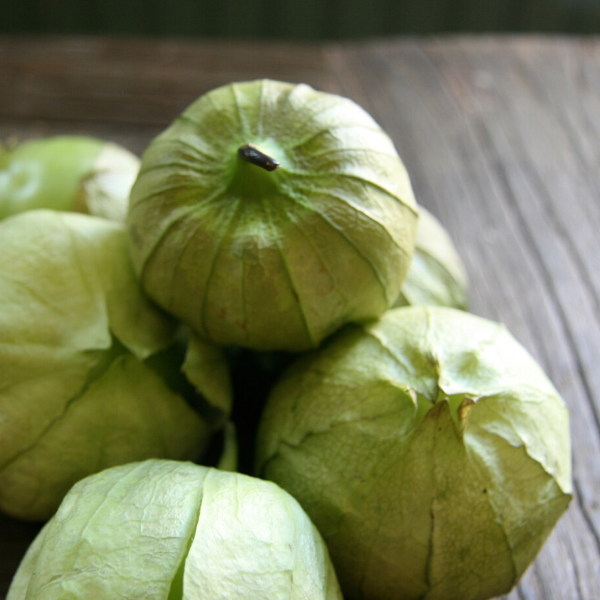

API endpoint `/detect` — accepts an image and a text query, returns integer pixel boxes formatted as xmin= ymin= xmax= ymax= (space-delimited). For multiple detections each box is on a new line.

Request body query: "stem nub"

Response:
xmin=238 ymin=144 xmax=280 ymax=172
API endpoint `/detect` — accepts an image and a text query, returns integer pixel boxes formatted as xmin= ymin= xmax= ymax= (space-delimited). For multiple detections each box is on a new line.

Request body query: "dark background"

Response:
xmin=2 ymin=0 xmax=600 ymax=38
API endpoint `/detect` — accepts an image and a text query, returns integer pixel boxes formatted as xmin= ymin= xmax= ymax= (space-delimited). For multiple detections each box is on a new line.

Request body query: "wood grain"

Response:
xmin=327 ymin=37 xmax=600 ymax=599
xmin=0 ymin=37 xmax=329 ymax=127
xmin=1 ymin=35 xmax=599 ymax=600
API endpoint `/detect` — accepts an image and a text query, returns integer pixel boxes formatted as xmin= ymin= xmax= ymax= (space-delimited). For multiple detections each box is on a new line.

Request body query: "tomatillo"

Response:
xmin=7 ymin=460 xmax=342 ymax=600
xmin=256 ymin=306 xmax=572 ymax=600
xmin=395 ymin=206 xmax=468 ymax=310
xmin=0 ymin=210 xmax=230 ymax=520
xmin=0 ymin=135 xmax=139 ymax=222
xmin=127 ymin=79 xmax=418 ymax=351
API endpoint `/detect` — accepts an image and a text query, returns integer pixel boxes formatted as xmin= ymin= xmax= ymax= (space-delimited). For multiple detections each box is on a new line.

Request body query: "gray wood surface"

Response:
xmin=1 ymin=35 xmax=599 ymax=599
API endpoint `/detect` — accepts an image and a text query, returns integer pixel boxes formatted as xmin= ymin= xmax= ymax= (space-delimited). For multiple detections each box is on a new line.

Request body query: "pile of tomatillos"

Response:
xmin=1 ymin=80 xmax=571 ymax=600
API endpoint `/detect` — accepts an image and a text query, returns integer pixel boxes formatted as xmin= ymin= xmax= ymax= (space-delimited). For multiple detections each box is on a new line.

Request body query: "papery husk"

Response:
xmin=73 ymin=141 xmax=140 ymax=222
xmin=0 ymin=211 xmax=223 ymax=520
xmin=0 ymin=136 xmax=139 ymax=222
xmin=128 ymin=79 xmax=418 ymax=352
xmin=8 ymin=460 xmax=342 ymax=600
xmin=256 ymin=306 xmax=572 ymax=600
xmin=395 ymin=205 xmax=468 ymax=309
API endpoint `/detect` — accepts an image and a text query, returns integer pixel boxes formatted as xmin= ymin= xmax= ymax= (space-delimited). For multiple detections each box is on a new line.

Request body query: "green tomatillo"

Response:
xmin=7 ymin=459 xmax=342 ymax=600
xmin=0 ymin=135 xmax=139 ymax=222
xmin=127 ymin=79 xmax=418 ymax=352
xmin=395 ymin=206 xmax=468 ymax=309
xmin=0 ymin=210 xmax=231 ymax=521
xmin=256 ymin=306 xmax=572 ymax=600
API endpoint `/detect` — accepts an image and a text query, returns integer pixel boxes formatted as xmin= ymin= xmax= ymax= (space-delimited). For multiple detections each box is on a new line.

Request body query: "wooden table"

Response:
xmin=1 ymin=35 xmax=599 ymax=600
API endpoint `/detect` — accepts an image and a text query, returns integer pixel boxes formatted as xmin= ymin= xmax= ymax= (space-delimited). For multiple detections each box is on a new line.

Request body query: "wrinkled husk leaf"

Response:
xmin=395 ymin=205 xmax=468 ymax=309
xmin=0 ymin=210 xmax=224 ymax=520
xmin=128 ymin=79 xmax=418 ymax=351
xmin=182 ymin=331 xmax=233 ymax=419
xmin=215 ymin=421 xmax=239 ymax=472
xmin=0 ymin=136 xmax=139 ymax=222
xmin=256 ymin=306 xmax=572 ymax=600
xmin=8 ymin=460 xmax=343 ymax=600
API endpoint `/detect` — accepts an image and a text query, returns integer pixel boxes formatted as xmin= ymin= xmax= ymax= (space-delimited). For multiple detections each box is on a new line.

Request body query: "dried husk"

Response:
xmin=7 ymin=460 xmax=342 ymax=600
xmin=128 ymin=79 xmax=418 ymax=351
xmin=395 ymin=205 xmax=468 ymax=309
xmin=0 ymin=211 xmax=227 ymax=520
xmin=0 ymin=136 xmax=139 ymax=222
xmin=256 ymin=306 xmax=572 ymax=600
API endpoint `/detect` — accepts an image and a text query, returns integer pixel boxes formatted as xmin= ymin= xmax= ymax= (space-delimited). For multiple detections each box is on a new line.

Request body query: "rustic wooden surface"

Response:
xmin=1 ymin=35 xmax=599 ymax=599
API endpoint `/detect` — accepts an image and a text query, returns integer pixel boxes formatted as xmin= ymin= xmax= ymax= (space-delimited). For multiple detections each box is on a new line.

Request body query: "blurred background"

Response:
xmin=2 ymin=0 xmax=600 ymax=38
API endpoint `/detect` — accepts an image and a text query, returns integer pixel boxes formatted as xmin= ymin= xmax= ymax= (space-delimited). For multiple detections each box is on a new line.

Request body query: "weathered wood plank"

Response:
xmin=0 ymin=36 xmax=330 ymax=126
xmin=325 ymin=36 xmax=600 ymax=599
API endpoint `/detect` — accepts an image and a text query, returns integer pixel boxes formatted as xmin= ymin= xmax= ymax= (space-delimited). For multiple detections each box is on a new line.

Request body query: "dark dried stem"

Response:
xmin=238 ymin=143 xmax=280 ymax=172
